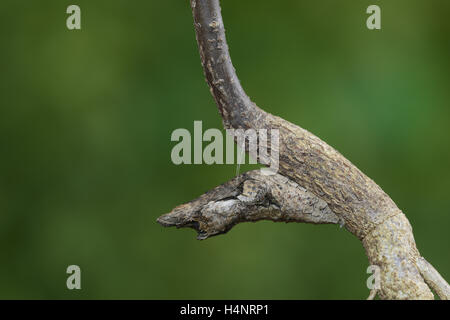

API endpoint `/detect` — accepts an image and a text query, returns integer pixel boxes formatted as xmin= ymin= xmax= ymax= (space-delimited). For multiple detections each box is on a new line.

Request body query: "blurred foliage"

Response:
xmin=0 ymin=0 xmax=449 ymax=299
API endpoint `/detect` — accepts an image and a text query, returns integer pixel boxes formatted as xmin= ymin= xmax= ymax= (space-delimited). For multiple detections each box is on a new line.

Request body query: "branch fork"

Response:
xmin=158 ymin=0 xmax=450 ymax=300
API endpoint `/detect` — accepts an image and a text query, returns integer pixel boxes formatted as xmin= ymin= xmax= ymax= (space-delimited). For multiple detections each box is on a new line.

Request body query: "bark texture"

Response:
xmin=158 ymin=170 xmax=340 ymax=240
xmin=158 ymin=0 xmax=450 ymax=300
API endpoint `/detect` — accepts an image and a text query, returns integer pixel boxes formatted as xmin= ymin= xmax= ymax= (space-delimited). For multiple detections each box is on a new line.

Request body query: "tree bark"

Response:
xmin=158 ymin=0 xmax=450 ymax=300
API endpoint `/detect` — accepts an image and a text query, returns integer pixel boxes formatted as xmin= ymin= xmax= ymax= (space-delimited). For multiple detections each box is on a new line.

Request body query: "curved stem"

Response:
xmin=191 ymin=0 xmax=262 ymax=129
xmin=159 ymin=0 xmax=450 ymax=299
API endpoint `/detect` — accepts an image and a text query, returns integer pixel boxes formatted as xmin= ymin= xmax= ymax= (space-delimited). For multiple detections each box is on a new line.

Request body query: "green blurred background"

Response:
xmin=0 ymin=0 xmax=449 ymax=299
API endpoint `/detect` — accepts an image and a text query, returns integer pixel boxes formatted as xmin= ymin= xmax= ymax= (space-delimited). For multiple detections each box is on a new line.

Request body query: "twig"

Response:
xmin=158 ymin=170 xmax=339 ymax=240
xmin=158 ymin=0 xmax=450 ymax=299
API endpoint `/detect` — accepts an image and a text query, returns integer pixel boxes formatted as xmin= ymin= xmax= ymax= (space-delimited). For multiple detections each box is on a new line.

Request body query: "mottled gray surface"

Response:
xmin=159 ymin=0 xmax=450 ymax=300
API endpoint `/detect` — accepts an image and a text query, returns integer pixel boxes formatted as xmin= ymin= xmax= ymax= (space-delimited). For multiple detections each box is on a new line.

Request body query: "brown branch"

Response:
xmin=158 ymin=170 xmax=339 ymax=240
xmin=191 ymin=0 xmax=262 ymax=130
xmin=159 ymin=0 xmax=450 ymax=299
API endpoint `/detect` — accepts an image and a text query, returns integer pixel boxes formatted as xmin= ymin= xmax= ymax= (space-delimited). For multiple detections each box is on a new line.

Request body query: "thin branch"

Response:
xmin=417 ymin=257 xmax=450 ymax=300
xmin=191 ymin=0 xmax=400 ymax=240
xmin=367 ymin=289 xmax=378 ymax=300
xmin=158 ymin=170 xmax=339 ymax=240
xmin=158 ymin=0 xmax=450 ymax=299
xmin=191 ymin=0 xmax=262 ymax=129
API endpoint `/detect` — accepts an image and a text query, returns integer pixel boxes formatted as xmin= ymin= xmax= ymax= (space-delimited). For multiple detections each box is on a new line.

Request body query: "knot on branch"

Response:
xmin=158 ymin=171 xmax=339 ymax=240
